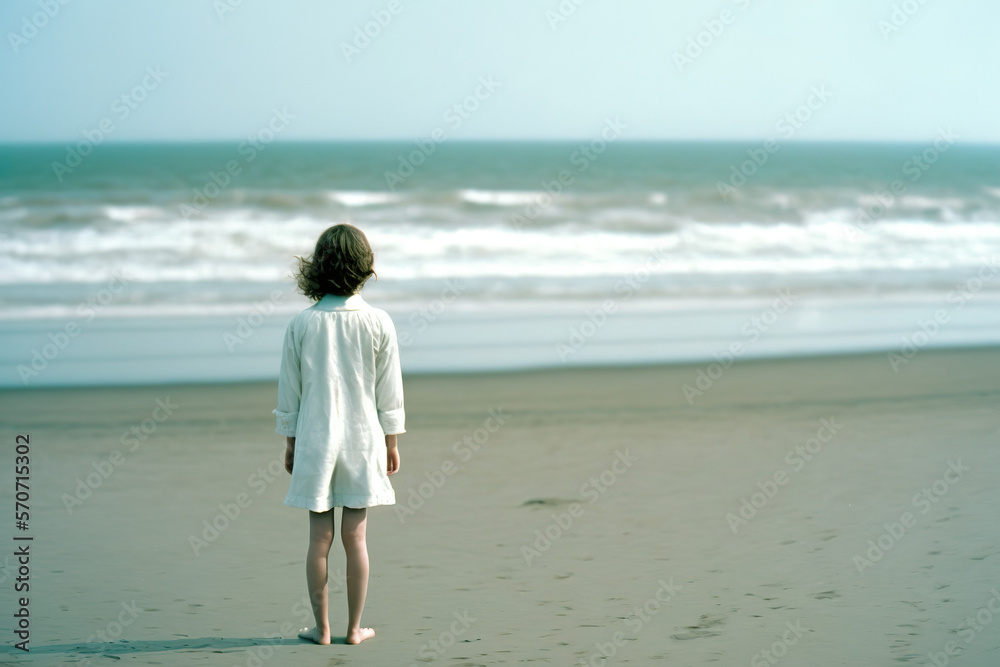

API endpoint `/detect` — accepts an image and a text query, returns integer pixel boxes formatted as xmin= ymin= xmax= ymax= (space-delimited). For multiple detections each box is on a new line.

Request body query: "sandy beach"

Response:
xmin=5 ymin=2 xmax=1000 ymax=665
xmin=2 ymin=347 xmax=1000 ymax=665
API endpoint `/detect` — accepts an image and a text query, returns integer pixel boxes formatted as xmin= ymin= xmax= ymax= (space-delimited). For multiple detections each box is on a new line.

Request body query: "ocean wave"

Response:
xmin=4 ymin=175 xmax=1000 ymax=313
xmin=0 ymin=206 xmax=28 ymax=222
xmin=458 ymin=189 xmax=545 ymax=207
xmin=5 ymin=185 xmax=1000 ymax=229
xmin=326 ymin=190 xmax=399 ymax=207
xmin=102 ymin=205 xmax=164 ymax=222
xmin=3 ymin=216 xmax=999 ymax=288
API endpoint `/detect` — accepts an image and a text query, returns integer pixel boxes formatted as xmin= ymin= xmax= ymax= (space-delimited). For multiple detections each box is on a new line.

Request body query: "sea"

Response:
xmin=2 ymin=140 xmax=999 ymax=387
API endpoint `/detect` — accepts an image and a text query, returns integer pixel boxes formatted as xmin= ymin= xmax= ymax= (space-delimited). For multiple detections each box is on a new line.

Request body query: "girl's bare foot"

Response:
xmin=297 ymin=626 xmax=331 ymax=645
xmin=345 ymin=627 xmax=375 ymax=644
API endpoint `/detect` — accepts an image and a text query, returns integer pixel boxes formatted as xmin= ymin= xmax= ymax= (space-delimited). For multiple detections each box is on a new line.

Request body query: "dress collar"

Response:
xmin=315 ymin=292 xmax=366 ymax=311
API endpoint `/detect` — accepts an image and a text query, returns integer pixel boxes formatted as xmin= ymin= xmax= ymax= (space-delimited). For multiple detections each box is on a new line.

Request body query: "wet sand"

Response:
xmin=2 ymin=347 xmax=999 ymax=665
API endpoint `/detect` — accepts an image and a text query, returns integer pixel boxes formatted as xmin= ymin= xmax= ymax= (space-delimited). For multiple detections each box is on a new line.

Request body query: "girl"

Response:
xmin=273 ymin=223 xmax=404 ymax=645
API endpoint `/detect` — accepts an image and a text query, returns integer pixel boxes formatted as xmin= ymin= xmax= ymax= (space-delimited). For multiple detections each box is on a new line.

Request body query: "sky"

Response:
xmin=1 ymin=0 xmax=997 ymax=143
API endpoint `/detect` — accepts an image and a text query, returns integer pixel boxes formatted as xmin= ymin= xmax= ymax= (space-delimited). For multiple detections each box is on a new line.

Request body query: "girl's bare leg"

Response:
xmin=299 ymin=509 xmax=335 ymax=645
xmin=341 ymin=507 xmax=375 ymax=644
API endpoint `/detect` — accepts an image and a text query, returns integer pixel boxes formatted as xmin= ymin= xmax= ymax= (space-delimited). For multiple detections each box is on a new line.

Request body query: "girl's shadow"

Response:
xmin=0 ymin=635 xmax=337 ymax=656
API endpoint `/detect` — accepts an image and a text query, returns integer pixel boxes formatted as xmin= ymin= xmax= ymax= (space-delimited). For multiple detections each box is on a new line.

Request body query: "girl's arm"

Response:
xmin=373 ymin=312 xmax=406 ymax=436
xmin=375 ymin=313 xmax=404 ymax=475
xmin=274 ymin=319 xmax=302 ymax=471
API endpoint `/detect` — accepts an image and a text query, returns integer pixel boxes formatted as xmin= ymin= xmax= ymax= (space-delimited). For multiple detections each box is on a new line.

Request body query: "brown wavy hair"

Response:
xmin=294 ymin=224 xmax=376 ymax=300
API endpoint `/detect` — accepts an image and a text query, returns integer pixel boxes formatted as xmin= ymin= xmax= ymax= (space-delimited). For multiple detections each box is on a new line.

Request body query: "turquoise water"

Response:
xmin=1 ymin=141 xmax=999 ymax=385
xmin=2 ymin=140 xmax=999 ymax=315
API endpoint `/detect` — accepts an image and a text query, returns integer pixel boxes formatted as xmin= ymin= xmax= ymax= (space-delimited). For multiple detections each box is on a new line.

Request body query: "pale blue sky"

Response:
xmin=1 ymin=0 xmax=997 ymax=143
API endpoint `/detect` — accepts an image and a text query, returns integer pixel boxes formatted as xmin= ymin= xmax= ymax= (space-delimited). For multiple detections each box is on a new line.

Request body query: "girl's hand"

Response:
xmin=284 ymin=437 xmax=295 ymax=474
xmin=386 ymin=445 xmax=400 ymax=475
xmin=385 ymin=434 xmax=399 ymax=475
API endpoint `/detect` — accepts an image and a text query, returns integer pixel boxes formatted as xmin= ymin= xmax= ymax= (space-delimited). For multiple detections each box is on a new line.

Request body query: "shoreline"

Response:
xmin=3 ymin=341 xmax=1000 ymax=393
xmin=3 ymin=291 xmax=1000 ymax=389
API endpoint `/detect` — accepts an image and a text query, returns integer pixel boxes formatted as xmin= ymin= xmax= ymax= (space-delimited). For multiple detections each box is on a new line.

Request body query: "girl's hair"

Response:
xmin=294 ymin=224 xmax=376 ymax=300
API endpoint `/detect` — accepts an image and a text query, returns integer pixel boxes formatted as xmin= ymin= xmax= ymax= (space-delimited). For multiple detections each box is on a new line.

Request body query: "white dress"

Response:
xmin=273 ymin=292 xmax=405 ymax=511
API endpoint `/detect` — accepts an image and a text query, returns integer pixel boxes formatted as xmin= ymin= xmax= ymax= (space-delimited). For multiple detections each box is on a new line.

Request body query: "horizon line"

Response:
xmin=1 ymin=137 xmax=998 ymax=147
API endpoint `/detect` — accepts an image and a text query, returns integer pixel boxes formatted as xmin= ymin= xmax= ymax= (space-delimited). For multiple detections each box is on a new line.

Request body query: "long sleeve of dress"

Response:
xmin=374 ymin=312 xmax=406 ymax=435
xmin=273 ymin=317 xmax=302 ymax=436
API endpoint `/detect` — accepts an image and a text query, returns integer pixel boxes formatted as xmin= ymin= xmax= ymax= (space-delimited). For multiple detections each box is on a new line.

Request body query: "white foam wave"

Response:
xmin=3 ymin=217 xmax=1000 ymax=284
xmin=766 ymin=193 xmax=794 ymax=209
xmin=102 ymin=206 xmax=163 ymax=222
xmin=326 ymin=191 xmax=399 ymax=207
xmin=0 ymin=207 xmax=28 ymax=222
xmin=898 ymin=195 xmax=964 ymax=210
xmin=459 ymin=189 xmax=544 ymax=206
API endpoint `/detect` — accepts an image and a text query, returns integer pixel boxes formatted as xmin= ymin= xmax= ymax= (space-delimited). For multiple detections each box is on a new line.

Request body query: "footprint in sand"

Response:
xmin=521 ymin=498 xmax=576 ymax=508
xmin=671 ymin=613 xmax=725 ymax=640
xmin=812 ymin=591 xmax=840 ymax=599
